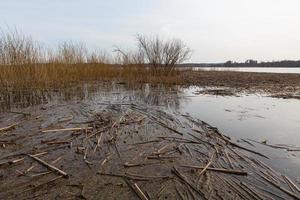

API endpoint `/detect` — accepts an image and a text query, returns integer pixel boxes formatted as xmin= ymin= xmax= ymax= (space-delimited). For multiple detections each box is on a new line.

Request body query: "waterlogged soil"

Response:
xmin=182 ymin=70 xmax=300 ymax=99
xmin=1 ymin=86 xmax=300 ymax=199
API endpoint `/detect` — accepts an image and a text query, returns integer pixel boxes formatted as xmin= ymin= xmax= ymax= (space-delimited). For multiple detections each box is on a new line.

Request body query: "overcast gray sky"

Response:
xmin=0 ymin=0 xmax=299 ymax=63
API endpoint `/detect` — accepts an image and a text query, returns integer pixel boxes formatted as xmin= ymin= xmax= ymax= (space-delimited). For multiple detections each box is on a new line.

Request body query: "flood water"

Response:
xmin=1 ymin=83 xmax=300 ymax=179
xmin=195 ymin=67 xmax=300 ymax=74
xmin=181 ymin=87 xmax=300 ymax=145
xmin=180 ymin=87 xmax=300 ymax=178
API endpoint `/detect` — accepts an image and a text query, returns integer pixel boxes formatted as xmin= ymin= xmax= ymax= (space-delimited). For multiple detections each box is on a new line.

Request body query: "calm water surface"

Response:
xmin=180 ymin=87 xmax=300 ymax=178
xmin=181 ymin=87 xmax=300 ymax=145
xmin=1 ymin=84 xmax=300 ymax=178
xmin=195 ymin=67 xmax=300 ymax=74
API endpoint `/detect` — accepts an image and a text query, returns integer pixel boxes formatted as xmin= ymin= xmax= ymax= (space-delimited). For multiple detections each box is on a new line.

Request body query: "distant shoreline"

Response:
xmin=180 ymin=64 xmax=300 ymax=68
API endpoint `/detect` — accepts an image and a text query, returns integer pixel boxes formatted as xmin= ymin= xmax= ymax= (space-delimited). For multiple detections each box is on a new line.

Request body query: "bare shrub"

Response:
xmin=114 ymin=35 xmax=191 ymax=74
xmin=136 ymin=35 xmax=191 ymax=73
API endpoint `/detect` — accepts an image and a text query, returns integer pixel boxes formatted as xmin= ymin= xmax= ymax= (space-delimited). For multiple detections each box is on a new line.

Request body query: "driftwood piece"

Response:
xmin=28 ymin=154 xmax=68 ymax=177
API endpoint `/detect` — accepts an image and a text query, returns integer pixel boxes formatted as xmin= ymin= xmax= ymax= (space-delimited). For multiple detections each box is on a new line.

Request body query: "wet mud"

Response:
xmin=1 ymin=87 xmax=300 ymax=199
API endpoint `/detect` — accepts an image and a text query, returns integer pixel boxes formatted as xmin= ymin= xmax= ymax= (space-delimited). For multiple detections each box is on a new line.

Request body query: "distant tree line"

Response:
xmin=182 ymin=60 xmax=300 ymax=68
xmin=220 ymin=60 xmax=300 ymax=68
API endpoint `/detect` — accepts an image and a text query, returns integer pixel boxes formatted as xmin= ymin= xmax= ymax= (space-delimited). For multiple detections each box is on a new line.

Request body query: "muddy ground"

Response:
xmin=182 ymin=71 xmax=300 ymax=99
xmin=1 ymin=97 xmax=300 ymax=199
xmin=1 ymin=71 xmax=300 ymax=199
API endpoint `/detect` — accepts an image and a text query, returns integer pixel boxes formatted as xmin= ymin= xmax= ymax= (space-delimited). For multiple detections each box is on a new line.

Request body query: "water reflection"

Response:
xmin=1 ymin=83 xmax=300 ymax=179
xmin=0 ymin=82 xmax=188 ymax=112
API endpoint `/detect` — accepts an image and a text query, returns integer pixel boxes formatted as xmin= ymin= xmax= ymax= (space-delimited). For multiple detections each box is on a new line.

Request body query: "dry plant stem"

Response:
xmin=129 ymin=140 xmax=161 ymax=145
xmin=0 ymin=123 xmax=20 ymax=133
xmin=259 ymin=173 xmax=300 ymax=200
xmin=133 ymin=183 xmax=149 ymax=200
xmin=42 ymin=127 xmax=92 ymax=133
xmin=171 ymin=167 xmax=206 ymax=199
xmin=22 ymin=175 xmax=64 ymax=193
xmin=125 ymin=172 xmax=170 ymax=180
xmin=8 ymin=111 xmax=31 ymax=116
xmin=43 ymin=140 xmax=71 ymax=145
xmin=31 ymin=171 xmax=52 ymax=177
xmin=224 ymin=149 xmax=234 ymax=169
xmin=124 ymin=178 xmax=149 ymax=200
xmin=93 ymin=132 xmax=103 ymax=152
xmin=181 ymin=165 xmax=248 ymax=176
xmin=51 ymin=156 xmax=63 ymax=164
xmin=28 ymin=154 xmax=68 ymax=177
xmin=240 ymin=182 xmax=264 ymax=200
xmin=198 ymin=152 xmax=214 ymax=176
xmin=224 ymin=137 xmax=269 ymax=159
xmin=282 ymin=175 xmax=300 ymax=193
xmin=0 ymin=157 xmax=24 ymax=166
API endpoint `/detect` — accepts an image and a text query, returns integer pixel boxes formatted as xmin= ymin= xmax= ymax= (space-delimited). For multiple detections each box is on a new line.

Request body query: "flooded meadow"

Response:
xmin=1 ymin=82 xmax=300 ymax=199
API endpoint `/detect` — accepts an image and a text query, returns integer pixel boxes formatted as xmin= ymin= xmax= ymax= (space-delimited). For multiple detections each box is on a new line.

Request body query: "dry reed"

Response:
xmin=0 ymin=28 xmax=189 ymax=91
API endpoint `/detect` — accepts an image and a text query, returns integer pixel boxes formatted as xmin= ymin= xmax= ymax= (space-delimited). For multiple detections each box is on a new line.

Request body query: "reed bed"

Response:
xmin=0 ymin=64 xmax=184 ymax=90
xmin=0 ymin=28 xmax=190 ymax=91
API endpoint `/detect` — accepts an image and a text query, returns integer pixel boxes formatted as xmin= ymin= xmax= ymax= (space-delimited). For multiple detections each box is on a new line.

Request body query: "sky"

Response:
xmin=0 ymin=0 xmax=300 ymax=63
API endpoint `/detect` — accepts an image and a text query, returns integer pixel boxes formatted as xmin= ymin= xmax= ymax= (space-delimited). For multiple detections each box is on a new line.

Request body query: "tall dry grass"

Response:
xmin=0 ymin=28 xmax=190 ymax=92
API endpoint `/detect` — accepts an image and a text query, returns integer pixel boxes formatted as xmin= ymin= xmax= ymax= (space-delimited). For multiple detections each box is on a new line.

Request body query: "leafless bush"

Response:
xmin=114 ymin=35 xmax=191 ymax=73
xmin=136 ymin=35 xmax=191 ymax=72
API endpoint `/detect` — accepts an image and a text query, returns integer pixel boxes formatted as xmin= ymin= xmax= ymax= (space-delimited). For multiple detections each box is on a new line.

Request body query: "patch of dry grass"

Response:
xmin=0 ymin=28 xmax=189 ymax=91
xmin=0 ymin=64 xmax=185 ymax=91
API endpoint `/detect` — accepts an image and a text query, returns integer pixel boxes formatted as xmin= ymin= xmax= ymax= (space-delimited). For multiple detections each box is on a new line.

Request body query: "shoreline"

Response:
xmin=0 ymin=101 xmax=299 ymax=199
xmin=181 ymin=70 xmax=300 ymax=99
